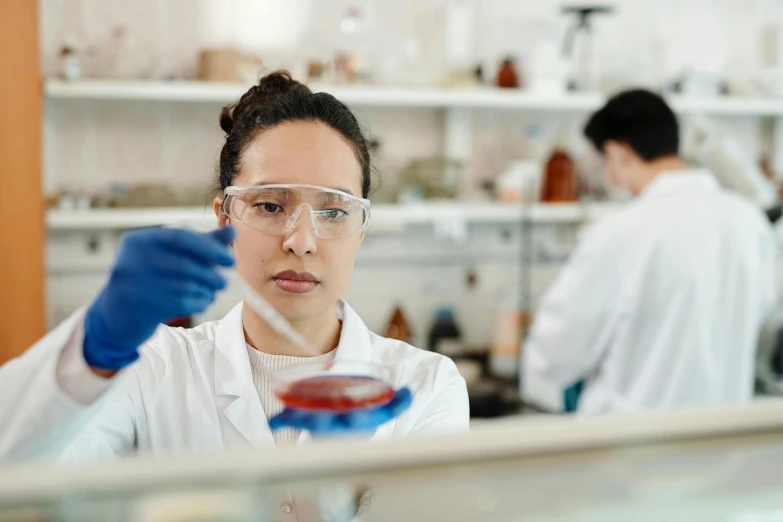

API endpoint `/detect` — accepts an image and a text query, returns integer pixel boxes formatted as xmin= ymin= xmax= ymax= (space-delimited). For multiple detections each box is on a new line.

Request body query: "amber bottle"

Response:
xmin=385 ymin=305 xmax=413 ymax=344
xmin=496 ymin=58 xmax=520 ymax=89
xmin=540 ymin=148 xmax=578 ymax=202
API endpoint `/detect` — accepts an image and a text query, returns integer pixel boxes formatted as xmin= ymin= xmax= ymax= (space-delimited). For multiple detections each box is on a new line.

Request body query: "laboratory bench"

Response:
xmin=3 ymin=400 xmax=783 ymax=522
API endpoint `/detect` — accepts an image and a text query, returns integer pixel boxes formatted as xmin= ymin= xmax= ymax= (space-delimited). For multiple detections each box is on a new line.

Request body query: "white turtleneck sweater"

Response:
xmin=245 ymin=344 xmax=337 ymax=446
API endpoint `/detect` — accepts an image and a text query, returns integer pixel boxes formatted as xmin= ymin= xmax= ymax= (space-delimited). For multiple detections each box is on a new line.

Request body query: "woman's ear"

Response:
xmin=214 ymin=197 xmax=230 ymax=227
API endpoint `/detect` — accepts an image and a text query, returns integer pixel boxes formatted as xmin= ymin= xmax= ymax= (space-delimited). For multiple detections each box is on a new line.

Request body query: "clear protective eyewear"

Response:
xmin=222 ymin=184 xmax=371 ymax=239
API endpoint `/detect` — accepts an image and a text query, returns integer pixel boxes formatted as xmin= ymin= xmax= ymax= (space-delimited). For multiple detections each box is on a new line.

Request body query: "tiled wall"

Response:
xmin=41 ymin=0 xmax=783 ymax=346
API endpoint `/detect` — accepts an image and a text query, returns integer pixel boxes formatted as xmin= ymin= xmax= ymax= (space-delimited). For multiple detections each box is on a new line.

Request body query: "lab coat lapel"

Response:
xmin=213 ymin=302 xmax=275 ymax=447
xmin=332 ymin=300 xmax=374 ymax=363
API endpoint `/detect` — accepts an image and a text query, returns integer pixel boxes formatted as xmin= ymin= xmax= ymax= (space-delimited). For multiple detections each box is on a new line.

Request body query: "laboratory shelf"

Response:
xmin=44 ymin=80 xmax=783 ymax=116
xmin=45 ymin=202 xmax=622 ymax=231
xmin=47 ymin=207 xmax=216 ymax=231
xmin=43 ymin=80 xmax=600 ymax=109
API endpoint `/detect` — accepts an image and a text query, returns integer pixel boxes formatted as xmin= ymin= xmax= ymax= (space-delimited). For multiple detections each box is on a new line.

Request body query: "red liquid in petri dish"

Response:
xmin=277 ymin=375 xmax=394 ymax=412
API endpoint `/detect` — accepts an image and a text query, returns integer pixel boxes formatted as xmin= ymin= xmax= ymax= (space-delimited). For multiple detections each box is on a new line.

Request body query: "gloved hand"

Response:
xmin=83 ymin=226 xmax=235 ymax=371
xmin=269 ymin=388 xmax=413 ymax=435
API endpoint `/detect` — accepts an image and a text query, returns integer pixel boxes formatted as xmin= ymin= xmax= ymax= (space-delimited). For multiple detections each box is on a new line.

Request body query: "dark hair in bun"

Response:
xmin=217 ymin=71 xmax=372 ymax=198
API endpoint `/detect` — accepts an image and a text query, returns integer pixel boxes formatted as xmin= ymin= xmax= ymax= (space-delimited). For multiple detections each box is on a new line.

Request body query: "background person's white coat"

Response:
xmin=523 ymin=170 xmax=778 ymax=414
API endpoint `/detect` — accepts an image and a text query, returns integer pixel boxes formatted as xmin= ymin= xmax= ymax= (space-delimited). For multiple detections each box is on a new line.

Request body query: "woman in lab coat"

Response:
xmin=0 ymin=72 xmax=469 ymax=462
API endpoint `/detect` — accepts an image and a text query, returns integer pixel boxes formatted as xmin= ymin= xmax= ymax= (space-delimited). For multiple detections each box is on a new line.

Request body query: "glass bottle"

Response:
xmin=496 ymin=57 xmax=520 ymax=89
xmin=540 ymin=148 xmax=578 ymax=203
xmin=385 ymin=305 xmax=413 ymax=345
xmin=428 ymin=308 xmax=464 ymax=357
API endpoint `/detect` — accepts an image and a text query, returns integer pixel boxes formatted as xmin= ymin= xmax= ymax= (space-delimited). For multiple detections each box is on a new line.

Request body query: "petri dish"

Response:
xmin=272 ymin=360 xmax=395 ymax=413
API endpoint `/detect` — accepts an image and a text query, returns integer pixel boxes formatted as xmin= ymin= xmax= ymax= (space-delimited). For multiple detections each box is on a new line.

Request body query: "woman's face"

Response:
xmin=214 ymin=121 xmax=365 ymax=322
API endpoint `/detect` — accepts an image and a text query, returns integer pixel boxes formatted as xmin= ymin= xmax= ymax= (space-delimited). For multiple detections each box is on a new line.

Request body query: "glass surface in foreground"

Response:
xmin=3 ymin=403 xmax=783 ymax=522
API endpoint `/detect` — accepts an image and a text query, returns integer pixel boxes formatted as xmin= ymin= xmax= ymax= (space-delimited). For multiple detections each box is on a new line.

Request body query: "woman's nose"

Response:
xmin=281 ymin=206 xmax=318 ymax=256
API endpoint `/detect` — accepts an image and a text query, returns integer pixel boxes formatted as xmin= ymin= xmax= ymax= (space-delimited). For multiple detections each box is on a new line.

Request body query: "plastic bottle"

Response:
xmin=59 ymin=45 xmax=81 ymax=81
xmin=491 ymin=290 xmax=528 ymax=379
xmin=384 ymin=305 xmax=412 ymax=345
xmin=428 ymin=308 xmax=464 ymax=357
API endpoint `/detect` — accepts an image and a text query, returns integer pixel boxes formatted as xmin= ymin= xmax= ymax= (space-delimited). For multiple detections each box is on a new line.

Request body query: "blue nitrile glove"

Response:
xmin=83 ymin=226 xmax=236 ymax=371
xmin=269 ymin=388 xmax=413 ymax=435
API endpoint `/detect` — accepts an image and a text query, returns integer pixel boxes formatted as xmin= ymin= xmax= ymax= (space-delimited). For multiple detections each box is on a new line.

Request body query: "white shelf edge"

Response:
xmin=45 ymin=80 xmax=783 ymax=115
xmin=46 ymin=203 xmax=622 ymax=231
xmin=46 ymin=207 xmax=218 ymax=230
xmin=43 ymin=80 xmax=601 ymax=109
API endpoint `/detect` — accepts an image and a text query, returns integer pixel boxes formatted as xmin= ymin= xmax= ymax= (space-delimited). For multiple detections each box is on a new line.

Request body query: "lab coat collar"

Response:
xmin=213 ymin=299 xmax=376 ymax=446
xmin=213 ymin=302 xmax=272 ymax=447
xmin=333 ymin=300 xmax=375 ymax=363
xmin=640 ymin=169 xmax=719 ymax=200
xmin=213 ymin=302 xmax=251 ymax=398
xmin=213 ymin=299 xmax=374 ymax=397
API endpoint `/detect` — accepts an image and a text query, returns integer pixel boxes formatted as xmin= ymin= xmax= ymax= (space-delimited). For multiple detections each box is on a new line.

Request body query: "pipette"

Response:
xmin=230 ymin=271 xmax=320 ymax=357
xmin=230 ymin=270 xmax=396 ymax=413
xmin=164 ymin=223 xmax=320 ymax=356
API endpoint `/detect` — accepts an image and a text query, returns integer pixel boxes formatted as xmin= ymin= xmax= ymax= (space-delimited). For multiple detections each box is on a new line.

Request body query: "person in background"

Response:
xmin=0 ymin=71 xmax=469 ymax=463
xmin=523 ymin=89 xmax=777 ymax=414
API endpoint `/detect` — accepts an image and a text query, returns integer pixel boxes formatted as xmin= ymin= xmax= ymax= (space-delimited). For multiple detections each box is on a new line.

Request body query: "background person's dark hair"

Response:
xmin=583 ymin=89 xmax=680 ymax=162
xmin=217 ymin=71 xmax=372 ymax=198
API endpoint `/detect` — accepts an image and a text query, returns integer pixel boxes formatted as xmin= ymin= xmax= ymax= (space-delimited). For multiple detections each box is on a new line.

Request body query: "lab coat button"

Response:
xmin=280 ymin=501 xmax=294 ymax=514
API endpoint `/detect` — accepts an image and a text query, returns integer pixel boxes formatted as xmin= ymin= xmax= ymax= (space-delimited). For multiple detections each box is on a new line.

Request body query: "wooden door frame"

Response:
xmin=0 ymin=0 xmax=45 ymax=362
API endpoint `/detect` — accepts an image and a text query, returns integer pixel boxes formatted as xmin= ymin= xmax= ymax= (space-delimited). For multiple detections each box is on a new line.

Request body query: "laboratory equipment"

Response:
xmin=336 ymin=5 xmax=374 ymax=84
xmin=670 ymin=70 xmax=727 ymax=97
xmin=235 ymin=272 xmax=396 ymax=413
xmin=690 ymin=118 xmax=779 ymax=211
xmin=234 ymin=271 xmax=318 ymax=356
xmin=540 ymin=147 xmax=578 ymax=202
xmin=496 ymin=160 xmax=541 ymax=202
xmin=495 ymin=57 xmax=520 ymax=89
xmin=397 ymin=157 xmax=463 ymax=201
xmin=428 ymin=308 xmax=463 ymax=357
xmin=198 ymin=49 xmax=263 ymax=83
xmin=561 ymin=5 xmax=614 ymax=91
xmin=384 ymin=304 xmax=413 ymax=344
xmin=272 ymin=360 xmax=395 ymax=412
xmin=58 ymin=37 xmax=81 ymax=81
xmin=443 ymin=0 xmax=477 ymax=88
xmin=491 ymin=291 xmax=528 ymax=379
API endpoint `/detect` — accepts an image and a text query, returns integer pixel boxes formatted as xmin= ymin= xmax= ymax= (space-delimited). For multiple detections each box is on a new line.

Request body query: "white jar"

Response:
xmin=60 ymin=51 xmax=81 ymax=81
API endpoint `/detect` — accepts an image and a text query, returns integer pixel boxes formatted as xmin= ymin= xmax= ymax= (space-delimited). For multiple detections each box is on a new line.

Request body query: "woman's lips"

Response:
xmin=272 ymin=270 xmax=320 ymax=294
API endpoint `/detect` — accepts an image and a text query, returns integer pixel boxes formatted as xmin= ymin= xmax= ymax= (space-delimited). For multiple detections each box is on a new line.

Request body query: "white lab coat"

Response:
xmin=523 ymin=169 xmax=777 ymax=414
xmin=0 ymin=300 xmax=469 ymax=463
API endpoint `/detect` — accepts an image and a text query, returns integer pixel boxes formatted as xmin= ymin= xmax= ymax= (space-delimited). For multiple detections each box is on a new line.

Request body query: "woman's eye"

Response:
xmin=324 ymin=208 xmax=348 ymax=220
xmin=254 ymin=202 xmax=283 ymax=214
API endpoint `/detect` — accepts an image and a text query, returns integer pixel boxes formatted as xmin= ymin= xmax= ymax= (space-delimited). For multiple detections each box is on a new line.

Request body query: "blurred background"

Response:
xmin=10 ymin=0 xmax=783 ymax=416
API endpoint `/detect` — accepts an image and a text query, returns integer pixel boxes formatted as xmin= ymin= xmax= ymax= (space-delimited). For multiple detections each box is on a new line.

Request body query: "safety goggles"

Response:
xmin=222 ymin=184 xmax=371 ymax=239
